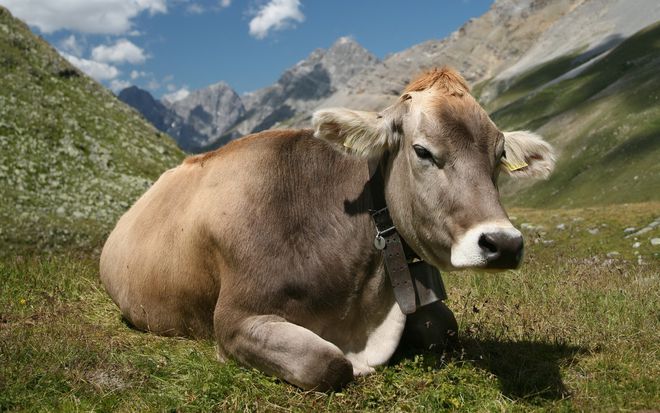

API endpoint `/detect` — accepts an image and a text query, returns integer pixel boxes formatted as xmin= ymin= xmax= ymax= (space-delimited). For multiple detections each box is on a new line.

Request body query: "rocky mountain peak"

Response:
xmin=322 ymin=36 xmax=379 ymax=87
xmin=163 ymin=81 xmax=245 ymax=152
xmin=118 ymin=85 xmax=173 ymax=134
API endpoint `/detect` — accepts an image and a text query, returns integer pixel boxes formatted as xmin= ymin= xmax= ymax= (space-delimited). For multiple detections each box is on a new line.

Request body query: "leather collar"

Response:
xmin=366 ymin=156 xmax=447 ymax=314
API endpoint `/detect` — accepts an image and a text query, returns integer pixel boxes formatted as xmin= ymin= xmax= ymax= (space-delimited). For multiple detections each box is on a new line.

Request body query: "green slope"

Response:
xmin=0 ymin=7 xmax=184 ymax=256
xmin=481 ymin=22 xmax=660 ymax=208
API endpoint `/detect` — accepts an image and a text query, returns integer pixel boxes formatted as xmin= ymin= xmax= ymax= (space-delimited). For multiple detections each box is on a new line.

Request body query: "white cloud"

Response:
xmin=60 ymin=52 xmax=120 ymax=81
xmin=92 ymin=39 xmax=147 ymax=64
xmin=110 ymin=79 xmax=131 ymax=92
xmin=219 ymin=0 xmax=231 ymax=7
xmin=166 ymin=83 xmax=177 ymax=92
xmin=0 ymin=0 xmax=167 ymax=35
xmin=248 ymin=0 xmax=304 ymax=39
xmin=162 ymin=87 xmax=190 ymax=103
xmin=146 ymin=79 xmax=161 ymax=90
xmin=60 ymin=35 xmax=83 ymax=57
xmin=186 ymin=3 xmax=204 ymax=14
xmin=130 ymin=70 xmax=147 ymax=80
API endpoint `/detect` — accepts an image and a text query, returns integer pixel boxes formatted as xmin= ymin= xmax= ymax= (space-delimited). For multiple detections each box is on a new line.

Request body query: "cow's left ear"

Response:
xmin=501 ymin=131 xmax=556 ymax=179
xmin=313 ymin=96 xmax=409 ymax=158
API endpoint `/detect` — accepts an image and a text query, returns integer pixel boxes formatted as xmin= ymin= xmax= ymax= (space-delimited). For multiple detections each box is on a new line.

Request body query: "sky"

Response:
xmin=0 ymin=0 xmax=494 ymax=100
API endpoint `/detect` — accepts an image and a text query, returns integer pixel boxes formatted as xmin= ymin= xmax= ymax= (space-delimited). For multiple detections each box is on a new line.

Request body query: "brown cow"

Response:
xmin=100 ymin=67 xmax=555 ymax=390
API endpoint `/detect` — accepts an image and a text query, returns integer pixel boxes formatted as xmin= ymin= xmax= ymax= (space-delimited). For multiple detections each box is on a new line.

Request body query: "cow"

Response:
xmin=100 ymin=67 xmax=555 ymax=391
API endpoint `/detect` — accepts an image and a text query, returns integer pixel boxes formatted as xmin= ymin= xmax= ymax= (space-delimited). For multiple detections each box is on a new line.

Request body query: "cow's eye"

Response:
xmin=413 ymin=144 xmax=434 ymax=161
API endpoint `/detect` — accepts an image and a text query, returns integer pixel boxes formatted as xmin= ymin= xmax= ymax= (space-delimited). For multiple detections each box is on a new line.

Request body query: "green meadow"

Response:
xmin=2 ymin=203 xmax=658 ymax=411
xmin=1 ymin=5 xmax=660 ymax=412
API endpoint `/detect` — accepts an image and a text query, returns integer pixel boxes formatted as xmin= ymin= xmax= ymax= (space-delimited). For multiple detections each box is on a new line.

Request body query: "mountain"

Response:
xmin=165 ymin=81 xmax=245 ymax=152
xmin=0 ymin=6 xmax=184 ymax=256
xmin=119 ymin=36 xmax=380 ymax=152
xmin=118 ymin=86 xmax=177 ymax=133
xmin=117 ymin=0 xmax=660 ymax=208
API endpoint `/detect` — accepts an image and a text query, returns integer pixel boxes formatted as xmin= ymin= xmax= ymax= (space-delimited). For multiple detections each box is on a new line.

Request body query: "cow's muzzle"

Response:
xmin=450 ymin=222 xmax=523 ymax=270
xmin=478 ymin=230 xmax=524 ymax=269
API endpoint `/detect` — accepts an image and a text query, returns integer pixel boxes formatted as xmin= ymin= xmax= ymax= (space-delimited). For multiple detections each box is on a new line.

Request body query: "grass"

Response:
xmin=2 ymin=202 xmax=659 ymax=412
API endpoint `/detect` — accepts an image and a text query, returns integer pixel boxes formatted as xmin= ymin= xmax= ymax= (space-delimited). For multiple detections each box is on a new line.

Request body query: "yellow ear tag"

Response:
xmin=501 ymin=158 xmax=528 ymax=172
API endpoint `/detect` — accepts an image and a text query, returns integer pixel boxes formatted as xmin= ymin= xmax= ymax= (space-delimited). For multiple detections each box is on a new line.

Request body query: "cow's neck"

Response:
xmin=366 ymin=156 xmax=448 ymax=315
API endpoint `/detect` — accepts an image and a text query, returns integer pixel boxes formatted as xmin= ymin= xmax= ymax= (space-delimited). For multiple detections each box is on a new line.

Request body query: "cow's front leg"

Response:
xmin=397 ymin=301 xmax=458 ymax=353
xmin=215 ymin=308 xmax=353 ymax=391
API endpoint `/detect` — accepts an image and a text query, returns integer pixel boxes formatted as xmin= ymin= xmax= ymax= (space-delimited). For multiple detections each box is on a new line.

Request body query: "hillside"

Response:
xmin=486 ymin=22 xmax=660 ymax=208
xmin=0 ymin=6 xmax=184 ymax=256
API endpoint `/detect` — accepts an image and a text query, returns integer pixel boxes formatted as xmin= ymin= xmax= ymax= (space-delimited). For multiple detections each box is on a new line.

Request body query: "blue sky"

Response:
xmin=0 ymin=0 xmax=493 ymax=99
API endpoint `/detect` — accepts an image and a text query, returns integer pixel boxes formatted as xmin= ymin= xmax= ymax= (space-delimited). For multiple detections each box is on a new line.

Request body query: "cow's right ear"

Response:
xmin=312 ymin=108 xmax=393 ymax=158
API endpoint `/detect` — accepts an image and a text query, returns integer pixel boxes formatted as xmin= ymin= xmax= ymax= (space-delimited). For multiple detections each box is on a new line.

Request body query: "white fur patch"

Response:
xmin=451 ymin=221 xmax=522 ymax=268
xmin=344 ymin=302 xmax=406 ymax=376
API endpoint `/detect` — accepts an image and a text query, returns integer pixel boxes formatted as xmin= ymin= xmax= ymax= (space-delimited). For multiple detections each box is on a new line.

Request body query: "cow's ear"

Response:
xmin=501 ymin=131 xmax=556 ymax=179
xmin=312 ymin=108 xmax=392 ymax=158
xmin=313 ymin=97 xmax=410 ymax=158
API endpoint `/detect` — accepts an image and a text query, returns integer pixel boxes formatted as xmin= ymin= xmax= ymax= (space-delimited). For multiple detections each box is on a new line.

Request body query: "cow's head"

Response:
xmin=313 ymin=67 xmax=555 ymax=271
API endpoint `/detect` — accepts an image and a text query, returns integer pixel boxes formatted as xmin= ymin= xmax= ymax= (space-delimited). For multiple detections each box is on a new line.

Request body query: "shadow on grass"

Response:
xmin=394 ymin=337 xmax=587 ymax=402
xmin=459 ymin=338 xmax=586 ymax=401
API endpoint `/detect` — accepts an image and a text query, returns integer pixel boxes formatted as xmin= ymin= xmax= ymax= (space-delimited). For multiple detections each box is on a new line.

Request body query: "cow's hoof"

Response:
xmin=312 ymin=355 xmax=354 ymax=391
xmin=352 ymin=364 xmax=376 ymax=377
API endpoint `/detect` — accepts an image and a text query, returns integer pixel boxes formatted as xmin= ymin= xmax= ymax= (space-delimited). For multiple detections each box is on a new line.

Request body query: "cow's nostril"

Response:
xmin=478 ymin=234 xmax=498 ymax=254
xmin=479 ymin=231 xmax=524 ymax=269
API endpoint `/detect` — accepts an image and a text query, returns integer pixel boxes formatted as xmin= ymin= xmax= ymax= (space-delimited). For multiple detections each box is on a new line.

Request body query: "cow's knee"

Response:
xmin=398 ymin=301 xmax=458 ymax=353
xmin=214 ymin=311 xmax=353 ymax=391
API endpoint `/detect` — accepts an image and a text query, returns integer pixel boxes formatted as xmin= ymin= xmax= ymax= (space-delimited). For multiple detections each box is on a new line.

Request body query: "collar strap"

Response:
xmin=367 ymin=157 xmax=447 ymax=315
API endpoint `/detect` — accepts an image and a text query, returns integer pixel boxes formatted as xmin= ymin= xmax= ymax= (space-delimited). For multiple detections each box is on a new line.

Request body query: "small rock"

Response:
xmin=542 ymin=240 xmax=555 ymax=245
xmin=520 ymin=223 xmax=534 ymax=230
xmin=606 ymin=251 xmax=620 ymax=258
xmin=56 ymin=206 xmax=65 ymax=215
xmin=651 ymin=238 xmax=660 ymax=246
xmin=556 ymin=223 xmax=566 ymax=230
xmin=632 ymin=242 xmax=641 ymax=248
xmin=631 ymin=227 xmax=652 ymax=237
xmin=623 ymin=227 xmax=636 ymax=234
xmin=587 ymin=228 xmax=599 ymax=235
